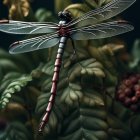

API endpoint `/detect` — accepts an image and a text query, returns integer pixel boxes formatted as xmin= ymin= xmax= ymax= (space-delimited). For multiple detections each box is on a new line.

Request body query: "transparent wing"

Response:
xmin=0 ymin=20 xmax=58 ymax=34
xmin=9 ymin=34 xmax=59 ymax=54
xmin=66 ymin=0 xmax=136 ymax=28
xmin=70 ymin=20 xmax=134 ymax=40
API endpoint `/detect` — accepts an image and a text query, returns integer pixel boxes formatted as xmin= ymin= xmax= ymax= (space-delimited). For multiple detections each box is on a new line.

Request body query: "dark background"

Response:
xmin=0 ymin=0 xmax=139 ymax=51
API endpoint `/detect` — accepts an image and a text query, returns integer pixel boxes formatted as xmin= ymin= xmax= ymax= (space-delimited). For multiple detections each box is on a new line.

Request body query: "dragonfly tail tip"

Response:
xmin=38 ymin=121 xmax=45 ymax=133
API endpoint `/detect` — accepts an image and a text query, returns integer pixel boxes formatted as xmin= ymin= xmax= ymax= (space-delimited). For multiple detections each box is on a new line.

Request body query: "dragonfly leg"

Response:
xmin=69 ymin=37 xmax=82 ymax=67
xmin=69 ymin=37 xmax=77 ymax=60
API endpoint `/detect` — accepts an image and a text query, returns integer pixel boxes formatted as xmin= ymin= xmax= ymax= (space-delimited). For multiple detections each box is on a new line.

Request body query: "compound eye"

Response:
xmin=66 ymin=11 xmax=72 ymax=19
xmin=58 ymin=11 xmax=62 ymax=17
xmin=65 ymin=11 xmax=69 ymax=16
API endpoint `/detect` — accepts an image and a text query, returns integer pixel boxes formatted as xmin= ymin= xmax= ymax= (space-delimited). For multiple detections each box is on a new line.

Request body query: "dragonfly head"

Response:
xmin=58 ymin=11 xmax=72 ymax=23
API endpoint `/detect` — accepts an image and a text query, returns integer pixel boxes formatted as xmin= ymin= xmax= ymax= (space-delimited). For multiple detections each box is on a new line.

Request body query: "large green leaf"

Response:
xmin=58 ymin=89 xmax=108 ymax=140
xmin=69 ymin=58 xmax=105 ymax=82
xmin=60 ymin=83 xmax=83 ymax=106
xmin=0 ymin=75 xmax=32 ymax=108
xmin=0 ymin=121 xmax=32 ymax=140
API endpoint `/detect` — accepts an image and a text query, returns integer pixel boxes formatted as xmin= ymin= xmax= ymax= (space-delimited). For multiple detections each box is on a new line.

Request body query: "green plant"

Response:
xmin=0 ymin=0 xmax=140 ymax=140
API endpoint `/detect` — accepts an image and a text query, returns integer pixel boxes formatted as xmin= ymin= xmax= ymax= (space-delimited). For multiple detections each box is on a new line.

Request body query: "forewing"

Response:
xmin=67 ymin=0 xmax=136 ymax=27
xmin=0 ymin=20 xmax=58 ymax=34
xmin=9 ymin=34 xmax=59 ymax=54
xmin=70 ymin=20 xmax=134 ymax=40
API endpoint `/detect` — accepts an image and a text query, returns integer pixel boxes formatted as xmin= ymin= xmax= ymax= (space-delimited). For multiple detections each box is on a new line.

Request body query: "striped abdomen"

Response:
xmin=39 ymin=36 xmax=67 ymax=132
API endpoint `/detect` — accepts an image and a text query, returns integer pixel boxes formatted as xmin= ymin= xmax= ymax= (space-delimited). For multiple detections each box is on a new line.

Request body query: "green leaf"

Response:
xmin=58 ymin=100 xmax=108 ymax=140
xmin=0 ymin=75 xmax=32 ymax=108
xmin=0 ymin=49 xmax=33 ymax=73
xmin=80 ymin=59 xmax=105 ymax=77
xmin=0 ymin=72 xmax=22 ymax=96
xmin=0 ymin=59 xmax=20 ymax=73
xmin=107 ymin=115 xmax=133 ymax=140
xmin=0 ymin=121 xmax=32 ymax=140
xmin=36 ymin=92 xmax=51 ymax=115
xmin=35 ymin=8 xmax=54 ymax=22
xmin=82 ymin=89 xmax=105 ymax=107
xmin=60 ymin=83 xmax=83 ymax=106
xmin=129 ymin=39 xmax=140 ymax=69
xmin=41 ymin=77 xmax=52 ymax=92
xmin=65 ymin=4 xmax=90 ymax=18
xmin=55 ymin=0 xmax=72 ymax=14
xmin=69 ymin=59 xmax=105 ymax=81
xmin=41 ymin=61 xmax=55 ymax=75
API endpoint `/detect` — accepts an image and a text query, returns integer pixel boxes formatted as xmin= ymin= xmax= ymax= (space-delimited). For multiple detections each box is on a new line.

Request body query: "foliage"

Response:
xmin=0 ymin=74 xmax=32 ymax=108
xmin=0 ymin=0 xmax=140 ymax=140
xmin=0 ymin=121 xmax=32 ymax=140
xmin=129 ymin=39 xmax=140 ymax=71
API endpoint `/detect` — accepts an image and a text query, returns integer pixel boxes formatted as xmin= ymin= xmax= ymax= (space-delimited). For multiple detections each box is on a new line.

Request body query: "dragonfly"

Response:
xmin=0 ymin=0 xmax=136 ymax=132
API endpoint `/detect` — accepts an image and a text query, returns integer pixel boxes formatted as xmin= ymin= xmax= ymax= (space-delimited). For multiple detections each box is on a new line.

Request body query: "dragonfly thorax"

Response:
xmin=58 ymin=26 xmax=70 ymax=37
